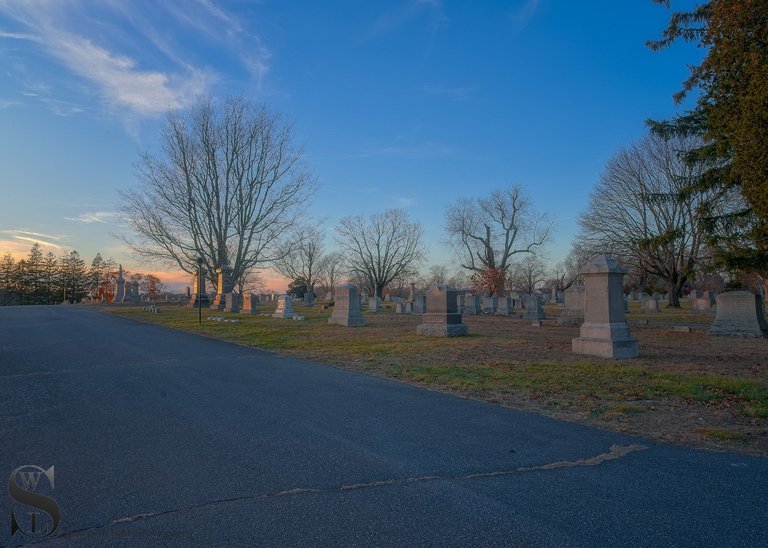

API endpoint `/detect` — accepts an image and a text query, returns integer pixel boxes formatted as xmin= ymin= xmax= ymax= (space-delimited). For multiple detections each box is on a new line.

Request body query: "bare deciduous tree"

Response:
xmin=426 ymin=264 xmax=448 ymax=287
xmin=316 ymin=250 xmax=346 ymax=299
xmin=272 ymin=222 xmax=326 ymax=294
xmin=119 ymin=96 xmax=315 ymax=287
xmin=508 ymin=254 xmax=548 ymax=294
xmin=445 ymin=185 xmax=553 ymax=275
xmin=578 ymin=131 xmax=720 ymax=307
xmin=335 ymin=209 xmax=426 ymax=297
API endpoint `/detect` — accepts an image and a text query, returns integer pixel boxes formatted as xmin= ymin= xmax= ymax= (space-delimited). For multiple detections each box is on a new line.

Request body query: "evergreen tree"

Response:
xmin=26 ymin=243 xmax=45 ymax=304
xmin=0 ymin=252 xmax=16 ymax=305
xmin=649 ymin=0 xmax=768 ymax=278
xmin=60 ymin=251 xmax=88 ymax=303
xmin=42 ymin=251 xmax=60 ymax=304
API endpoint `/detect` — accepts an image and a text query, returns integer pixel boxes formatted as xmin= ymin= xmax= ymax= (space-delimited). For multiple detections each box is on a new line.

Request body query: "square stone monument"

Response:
xmin=223 ymin=292 xmax=240 ymax=313
xmin=212 ymin=264 xmax=234 ymax=310
xmin=188 ymin=268 xmax=211 ymax=308
xmin=558 ymin=285 xmax=585 ymax=326
xmin=416 ymin=286 xmax=468 ymax=337
xmin=328 ymin=284 xmax=366 ymax=327
xmin=709 ymin=291 xmax=768 ymax=338
xmin=463 ymin=295 xmax=481 ymax=315
xmin=572 ymin=254 xmax=639 ymax=359
xmin=272 ymin=294 xmax=296 ymax=319
xmin=240 ymin=293 xmax=258 ymax=314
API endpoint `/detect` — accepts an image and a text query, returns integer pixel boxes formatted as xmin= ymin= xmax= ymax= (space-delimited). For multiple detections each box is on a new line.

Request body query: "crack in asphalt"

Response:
xmin=38 ymin=443 xmax=647 ymax=543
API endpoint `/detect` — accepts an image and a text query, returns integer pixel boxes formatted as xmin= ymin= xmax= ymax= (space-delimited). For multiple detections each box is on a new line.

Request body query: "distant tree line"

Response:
xmin=0 ymin=243 xmax=165 ymax=306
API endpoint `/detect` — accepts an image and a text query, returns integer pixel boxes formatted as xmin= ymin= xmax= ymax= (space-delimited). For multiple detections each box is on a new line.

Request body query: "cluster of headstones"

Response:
xmin=189 ymin=257 xmax=767 ymax=357
xmin=142 ymin=305 xmax=160 ymax=313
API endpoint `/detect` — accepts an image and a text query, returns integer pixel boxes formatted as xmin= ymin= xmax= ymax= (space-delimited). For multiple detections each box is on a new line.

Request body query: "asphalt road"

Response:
xmin=0 ymin=306 xmax=766 ymax=547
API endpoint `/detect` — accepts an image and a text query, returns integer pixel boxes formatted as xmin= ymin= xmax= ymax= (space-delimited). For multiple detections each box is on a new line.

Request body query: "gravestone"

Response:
xmin=188 ymin=267 xmax=210 ymax=308
xmin=395 ymin=302 xmax=404 ymax=314
xmin=212 ymin=264 xmax=234 ymax=310
xmin=224 ymin=292 xmax=240 ymax=313
xmin=114 ymin=264 xmax=125 ymax=302
xmin=124 ymin=281 xmax=141 ymax=303
xmin=328 ymin=284 xmax=366 ymax=327
xmin=709 ymin=291 xmax=768 ymax=338
xmin=240 ymin=293 xmax=258 ymax=314
xmin=413 ymin=294 xmax=427 ymax=314
xmin=572 ymin=254 xmax=639 ymax=359
xmin=457 ymin=294 xmax=465 ymax=314
xmin=522 ymin=294 xmax=545 ymax=322
xmin=303 ymin=292 xmax=315 ymax=306
xmin=416 ymin=286 xmax=468 ymax=337
xmin=558 ymin=285 xmax=585 ymax=326
xmin=481 ymin=295 xmax=498 ymax=315
xmin=495 ymin=296 xmax=513 ymax=316
xmin=644 ymin=294 xmax=661 ymax=313
xmin=463 ymin=295 xmax=481 ymax=315
xmin=509 ymin=292 xmax=523 ymax=312
xmin=523 ymin=294 xmax=545 ymax=326
xmin=368 ymin=296 xmax=381 ymax=313
xmin=693 ymin=291 xmax=717 ymax=315
xmin=272 ymin=294 xmax=296 ymax=319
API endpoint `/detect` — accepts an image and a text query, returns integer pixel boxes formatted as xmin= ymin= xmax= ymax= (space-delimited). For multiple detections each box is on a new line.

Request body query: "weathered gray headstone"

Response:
xmin=223 ymin=292 xmax=240 ymax=313
xmin=413 ymin=294 xmax=426 ymax=314
xmin=328 ymin=284 xmax=366 ymax=327
xmin=416 ymin=286 xmax=468 ymax=337
xmin=463 ymin=295 xmax=481 ymax=315
xmin=693 ymin=291 xmax=717 ymax=315
xmin=272 ymin=294 xmax=296 ymax=319
xmin=395 ymin=302 xmax=404 ymax=314
xmin=481 ymin=295 xmax=498 ymax=315
xmin=368 ymin=296 xmax=381 ymax=312
xmin=709 ymin=291 xmax=768 ymax=338
xmin=523 ymin=294 xmax=545 ymax=326
xmin=303 ymin=292 xmax=315 ymax=306
xmin=495 ymin=296 xmax=513 ymax=316
xmin=522 ymin=294 xmax=545 ymax=322
xmin=558 ymin=285 xmax=585 ymax=326
xmin=643 ymin=294 xmax=661 ymax=313
xmin=572 ymin=254 xmax=639 ymax=359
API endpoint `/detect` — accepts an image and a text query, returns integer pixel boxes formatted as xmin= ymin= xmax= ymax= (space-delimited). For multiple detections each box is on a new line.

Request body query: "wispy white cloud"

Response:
xmin=396 ymin=196 xmax=416 ymax=207
xmin=63 ymin=211 xmax=120 ymax=224
xmin=0 ymin=1 xmax=270 ymax=117
xmin=1 ymin=229 xmax=65 ymax=250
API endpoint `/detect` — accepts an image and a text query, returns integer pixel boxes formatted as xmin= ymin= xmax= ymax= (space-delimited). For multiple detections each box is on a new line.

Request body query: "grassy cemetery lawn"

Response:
xmin=107 ymin=300 xmax=768 ymax=456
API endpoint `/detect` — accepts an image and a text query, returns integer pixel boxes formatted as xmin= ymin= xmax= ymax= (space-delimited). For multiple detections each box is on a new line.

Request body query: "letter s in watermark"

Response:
xmin=8 ymin=465 xmax=60 ymax=538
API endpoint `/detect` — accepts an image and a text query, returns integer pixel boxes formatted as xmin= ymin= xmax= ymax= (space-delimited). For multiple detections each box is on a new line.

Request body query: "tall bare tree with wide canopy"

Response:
xmin=578 ymin=131 xmax=723 ymax=307
xmin=120 ymin=96 xmax=315 ymax=286
xmin=335 ymin=209 xmax=426 ymax=297
xmin=445 ymin=185 xmax=552 ymax=276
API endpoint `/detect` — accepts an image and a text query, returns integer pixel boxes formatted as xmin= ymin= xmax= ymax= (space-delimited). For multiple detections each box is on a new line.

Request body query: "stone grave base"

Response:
xmin=416 ymin=323 xmax=468 ymax=337
xmin=572 ymin=337 xmax=639 ymax=359
xmin=328 ymin=317 xmax=365 ymax=327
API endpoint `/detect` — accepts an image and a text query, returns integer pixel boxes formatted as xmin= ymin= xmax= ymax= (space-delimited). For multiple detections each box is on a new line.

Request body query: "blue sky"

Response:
xmin=0 ymin=0 xmax=702 ymax=289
